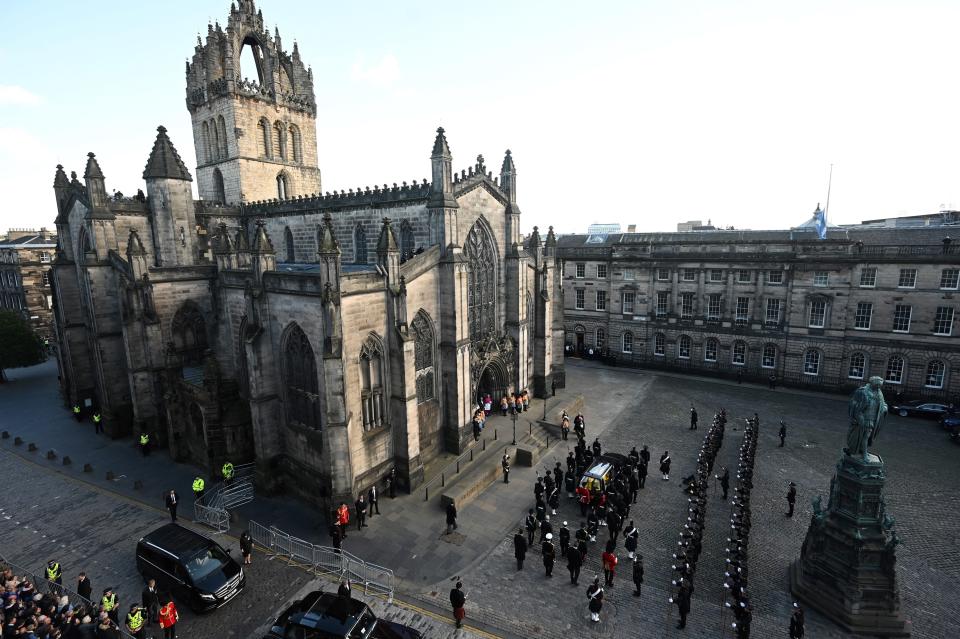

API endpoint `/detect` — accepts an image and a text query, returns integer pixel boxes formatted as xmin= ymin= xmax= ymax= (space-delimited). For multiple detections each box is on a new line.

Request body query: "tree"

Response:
xmin=0 ymin=310 xmax=45 ymax=382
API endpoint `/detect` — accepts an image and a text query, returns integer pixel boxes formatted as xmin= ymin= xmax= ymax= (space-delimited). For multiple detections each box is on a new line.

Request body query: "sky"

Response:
xmin=2 ymin=0 xmax=960 ymax=234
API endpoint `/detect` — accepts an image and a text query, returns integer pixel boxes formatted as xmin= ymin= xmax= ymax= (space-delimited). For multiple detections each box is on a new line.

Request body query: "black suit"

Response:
xmin=164 ymin=492 xmax=179 ymax=522
xmin=142 ymin=585 xmax=160 ymax=623
xmin=513 ymin=533 xmax=527 ymax=570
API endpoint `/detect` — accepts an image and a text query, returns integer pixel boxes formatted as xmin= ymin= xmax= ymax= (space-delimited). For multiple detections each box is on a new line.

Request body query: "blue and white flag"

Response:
xmin=814 ymin=207 xmax=827 ymax=240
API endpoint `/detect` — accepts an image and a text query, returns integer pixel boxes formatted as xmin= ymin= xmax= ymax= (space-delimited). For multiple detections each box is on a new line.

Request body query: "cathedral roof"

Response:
xmin=143 ymin=126 xmax=193 ymax=181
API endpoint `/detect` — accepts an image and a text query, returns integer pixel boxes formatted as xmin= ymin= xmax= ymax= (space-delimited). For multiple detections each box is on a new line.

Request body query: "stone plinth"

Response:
xmin=790 ymin=453 xmax=909 ymax=636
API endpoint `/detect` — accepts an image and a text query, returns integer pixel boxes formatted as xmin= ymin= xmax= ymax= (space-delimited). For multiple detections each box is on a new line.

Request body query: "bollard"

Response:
xmin=106 ymin=471 xmax=115 ymax=481
xmin=494 ymin=428 xmax=498 ymax=441
xmin=1 ymin=431 xmax=8 ymax=439
xmin=82 ymin=463 xmax=93 ymax=473
xmin=424 ymin=487 xmax=429 ymax=502
xmin=470 ymin=449 xmax=474 ymax=462
xmin=62 ymin=456 xmax=71 ymax=466
xmin=46 ymin=450 xmax=57 ymax=460
xmin=133 ymin=480 xmax=143 ymax=490
xmin=14 ymin=437 xmax=23 ymax=446
xmin=27 ymin=443 xmax=37 ymax=452
xmin=482 ymin=439 xmax=486 ymax=451
xmin=441 ymin=473 xmax=445 ymax=487
xmin=456 ymin=461 xmax=460 ymax=474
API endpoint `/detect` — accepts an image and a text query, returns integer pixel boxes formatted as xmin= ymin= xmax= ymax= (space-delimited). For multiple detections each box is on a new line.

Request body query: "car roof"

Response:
xmin=584 ymin=462 xmax=612 ymax=478
xmin=141 ymin=524 xmax=215 ymax=556
xmin=292 ymin=592 xmax=372 ymax=634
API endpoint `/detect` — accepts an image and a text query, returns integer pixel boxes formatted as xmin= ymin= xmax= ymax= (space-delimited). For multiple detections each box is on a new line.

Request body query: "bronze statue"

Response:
xmin=846 ymin=376 xmax=888 ymax=460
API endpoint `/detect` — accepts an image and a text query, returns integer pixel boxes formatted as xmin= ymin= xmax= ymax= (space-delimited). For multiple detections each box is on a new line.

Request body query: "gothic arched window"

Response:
xmin=210 ymin=118 xmax=221 ymax=161
xmin=273 ymin=121 xmax=286 ymax=160
xmin=212 ymin=168 xmax=226 ymax=204
xmin=412 ymin=311 xmax=435 ymax=403
xmin=282 ymin=323 xmax=321 ymax=431
xmin=277 ymin=172 xmax=289 ymax=199
xmin=258 ymin=118 xmax=271 ymax=158
xmin=400 ymin=220 xmax=415 ymax=260
xmin=201 ymin=121 xmax=211 ymax=163
xmin=217 ymin=116 xmax=228 ymax=159
xmin=359 ymin=335 xmax=386 ymax=429
xmin=289 ymin=124 xmax=302 ymax=163
xmin=465 ymin=220 xmax=497 ymax=341
xmin=354 ymin=224 xmax=368 ymax=264
xmin=171 ymin=301 xmax=207 ymax=365
xmin=284 ymin=226 xmax=295 ymax=262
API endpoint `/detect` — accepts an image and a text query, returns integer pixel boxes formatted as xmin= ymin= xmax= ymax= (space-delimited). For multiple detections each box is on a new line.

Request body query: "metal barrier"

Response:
xmin=247 ymin=520 xmax=394 ymax=602
xmin=194 ymin=463 xmax=256 ymax=532
xmin=0 ymin=552 xmax=138 ymax=639
xmin=194 ymin=500 xmax=230 ymax=533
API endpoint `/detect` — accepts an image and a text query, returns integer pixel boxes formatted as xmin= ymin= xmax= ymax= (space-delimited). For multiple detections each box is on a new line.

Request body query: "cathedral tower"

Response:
xmin=185 ymin=0 xmax=321 ymax=205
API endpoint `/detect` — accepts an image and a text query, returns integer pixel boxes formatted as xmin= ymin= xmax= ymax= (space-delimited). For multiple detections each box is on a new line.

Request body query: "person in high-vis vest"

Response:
xmin=125 ymin=603 xmax=146 ymax=639
xmin=192 ymin=476 xmax=205 ymax=500
xmin=101 ymin=587 xmax=119 ymax=623
xmin=73 ymin=404 xmax=82 ymax=422
xmin=222 ymin=461 xmax=234 ymax=483
xmin=45 ymin=559 xmax=62 ymax=586
xmin=140 ymin=432 xmax=150 ymax=457
xmin=92 ymin=412 xmax=103 ymax=434
xmin=158 ymin=596 xmax=179 ymax=639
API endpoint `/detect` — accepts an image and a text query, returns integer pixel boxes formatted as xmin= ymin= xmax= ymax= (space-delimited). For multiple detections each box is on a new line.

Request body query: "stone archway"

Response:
xmin=476 ymin=357 xmax=509 ymax=408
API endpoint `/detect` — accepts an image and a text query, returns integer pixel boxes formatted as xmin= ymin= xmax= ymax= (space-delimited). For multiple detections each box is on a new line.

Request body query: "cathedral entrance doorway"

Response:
xmin=476 ymin=359 xmax=509 ymax=407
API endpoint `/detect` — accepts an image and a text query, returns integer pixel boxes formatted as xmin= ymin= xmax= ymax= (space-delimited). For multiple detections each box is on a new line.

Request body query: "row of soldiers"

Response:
xmin=725 ymin=416 xmax=758 ymax=638
xmin=669 ymin=409 xmax=726 ymax=630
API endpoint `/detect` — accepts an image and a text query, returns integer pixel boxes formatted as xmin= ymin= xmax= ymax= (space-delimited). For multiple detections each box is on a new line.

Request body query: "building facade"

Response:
xmin=51 ymin=0 xmax=562 ymax=509
xmin=0 ymin=228 xmax=57 ymax=336
xmin=558 ymin=224 xmax=960 ymax=401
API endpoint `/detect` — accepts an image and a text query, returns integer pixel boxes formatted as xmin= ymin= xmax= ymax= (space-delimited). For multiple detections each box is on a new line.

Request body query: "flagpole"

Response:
xmin=824 ymin=164 xmax=834 ymax=220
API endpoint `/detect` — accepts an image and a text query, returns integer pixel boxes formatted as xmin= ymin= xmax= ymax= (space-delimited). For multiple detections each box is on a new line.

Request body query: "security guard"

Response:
xmin=101 ymin=587 xmax=119 ymax=623
xmin=222 ymin=461 xmax=235 ymax=483
xmin=92 ymin=411 xmax=103 ymax=434
xmin=45 ymin=559 xmax=62 ymax=585
xmin=139 ymin=432 xmax=150 ymax=457
xmin=72 ymin=404 xmax=82 ymax=422
xmin=192 ymin=476 xmax=205 ymax=500
xmin=125 ymin=603 xmax=146 ymax=639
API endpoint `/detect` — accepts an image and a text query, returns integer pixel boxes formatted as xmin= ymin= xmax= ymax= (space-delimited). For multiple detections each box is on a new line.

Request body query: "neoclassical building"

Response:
xmin=50 ymin=0 xmax=563 ymax=507
xmin=558 ymin=216 xmax=960 ymax=401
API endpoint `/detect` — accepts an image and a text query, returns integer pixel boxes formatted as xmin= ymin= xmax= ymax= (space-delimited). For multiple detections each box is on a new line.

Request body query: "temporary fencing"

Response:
xmin=247 ymin=520 xmax=394 ymax=602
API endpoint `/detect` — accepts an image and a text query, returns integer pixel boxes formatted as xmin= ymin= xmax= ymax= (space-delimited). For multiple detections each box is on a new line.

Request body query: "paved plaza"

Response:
xmin=1 ymin=357 xmax=958 ymax=638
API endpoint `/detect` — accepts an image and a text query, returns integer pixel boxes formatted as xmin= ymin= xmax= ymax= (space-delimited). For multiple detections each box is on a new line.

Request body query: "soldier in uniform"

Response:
xmin=501 ymin=452 xmax=510 ymax=484
xmin=513 ymin=528 xmax=527 ymax=570
xmin=542 ymin=533 xmax=556 ymax=577
xmin=566 ymin=543 xmax=582 ymax=585
xmin=525 ymin=509 xmax=538 ymax=546
xmin=632 ymin=554 xmax=644 ymax=596
xmin=559 ymin=521 xmax=571 ymax=558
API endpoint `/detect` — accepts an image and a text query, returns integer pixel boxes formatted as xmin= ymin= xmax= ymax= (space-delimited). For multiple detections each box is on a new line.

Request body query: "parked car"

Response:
xmin=939 ymin=412 xmax=960 ymax=433
xmin=889 ymin=400 xmax=953 ymax=419
xmin=136 ymin=523 xmax=245 ymax=612
xmin=264 ymin=591 xmax=423 ymax=639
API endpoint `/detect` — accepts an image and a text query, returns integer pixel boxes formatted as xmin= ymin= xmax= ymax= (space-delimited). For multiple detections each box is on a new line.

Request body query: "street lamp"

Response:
xmin=511 ymin=410 xmax=517 ymax=445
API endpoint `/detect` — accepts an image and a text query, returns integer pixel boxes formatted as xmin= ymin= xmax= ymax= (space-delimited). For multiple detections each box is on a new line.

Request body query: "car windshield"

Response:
xmin=185 ymin=546 xmax=229 ymax=582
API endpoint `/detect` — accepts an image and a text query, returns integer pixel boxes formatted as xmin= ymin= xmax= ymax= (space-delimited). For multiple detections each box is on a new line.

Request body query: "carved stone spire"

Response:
xmin=143 ymin=126 xmax=193 ymax=181
xmin=318 ymin=212 xmax=341 ymax=255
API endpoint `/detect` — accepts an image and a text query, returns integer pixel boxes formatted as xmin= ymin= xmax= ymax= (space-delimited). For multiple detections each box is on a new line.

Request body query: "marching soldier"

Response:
xmin=566 ymin=542 xmax=582 ymax=585
xmin=632 ymin=554 xmax=644 ymax=597
xmin=559 ymin=521 xmax=571 ymax=558
xmin=542 ymin=533 xmax=556 ymax=577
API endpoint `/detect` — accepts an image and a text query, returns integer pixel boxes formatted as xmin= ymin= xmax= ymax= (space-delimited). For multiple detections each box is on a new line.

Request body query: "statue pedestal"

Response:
xmin=790 ymin=454 xmax=909 ymax=636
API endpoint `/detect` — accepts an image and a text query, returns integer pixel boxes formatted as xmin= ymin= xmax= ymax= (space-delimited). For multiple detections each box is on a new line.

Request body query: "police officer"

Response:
xmin=192 ymin=476 xmax=205 ymax=501
xmin=542 ymin=533 xmax=556 ymax=577
xmin=222 ymin=461 xmax=235 ymax=484
xmin=139 ymin=432 xmax=150 ymax=457
xmin=72 ymin=404 xmax=82 ymax=422
xmin=45 ymin=559 xmax=62 ymax=586
xmin=101 ymin=587 xmax=119 ymax=624
xmin=125 ymin=603 xmax=146 ymax=639
xmin=513 ymin=528 xmax=527 ymax=570
xmin=501 ymin=452 xmax=510 ymax=484
xmin=92 ymin=411 xmax=103 ymax=434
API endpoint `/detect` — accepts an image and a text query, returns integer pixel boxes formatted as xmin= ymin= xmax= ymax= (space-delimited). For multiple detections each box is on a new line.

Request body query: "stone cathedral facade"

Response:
xmin=50 ymin=0 xmax=564 ymax=507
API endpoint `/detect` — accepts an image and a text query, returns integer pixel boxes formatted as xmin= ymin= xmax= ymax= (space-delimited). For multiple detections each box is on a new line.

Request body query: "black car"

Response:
xmin=264 ymin=591 xmax=423 ymax=639
xmin=889 ymin=400 xmax=953 ymax=419
xmin=940 ymin=412 xmax=960 ymax=433
xmin=136 ymin=523 xmax=245 ymax=612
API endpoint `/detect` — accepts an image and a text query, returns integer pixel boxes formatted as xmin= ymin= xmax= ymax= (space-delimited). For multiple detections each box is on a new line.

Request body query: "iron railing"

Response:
xmin=247 ymin=521 xmax=394 ymax=602
xmin=194 ymin=463 xmax=256 ymax=532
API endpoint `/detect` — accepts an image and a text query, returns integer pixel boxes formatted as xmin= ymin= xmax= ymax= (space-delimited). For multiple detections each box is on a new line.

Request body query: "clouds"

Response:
xmin=0 ymin=85 xmax=42 ymax=106
xmin=350 ymin=54 xmax=401 ymax=88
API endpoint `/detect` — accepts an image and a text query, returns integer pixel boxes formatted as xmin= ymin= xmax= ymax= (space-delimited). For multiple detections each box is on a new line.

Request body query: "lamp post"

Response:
xmin=511 ymin=410 xmax=517 ymax=445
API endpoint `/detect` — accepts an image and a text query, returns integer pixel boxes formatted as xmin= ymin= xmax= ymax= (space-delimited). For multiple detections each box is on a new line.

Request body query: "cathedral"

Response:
xmin=50 ymin=0 xmax=564 ymax=506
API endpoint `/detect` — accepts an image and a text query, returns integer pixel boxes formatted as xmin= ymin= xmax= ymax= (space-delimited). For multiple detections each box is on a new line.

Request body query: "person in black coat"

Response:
xmin=789 ymin=603 xmax=805 ymax=638
xmin=690 ymin=407 xmax=698 ymax=430
xmin=368 ymin=485 xmax=379 ymax=516
xmin=164 ymin=490 xmax=179 ymax=522
xmin=542 ymin=534 xmax=556 ymax=577
xmin=566 ymin=544 xmax=582 ymax=585
xmin=786 ymin=482 xmax=797 ymax=517
xmin=592 ymin=438 xmax=602 ymax=459
xmin=446 ymin=502 xmax=458 ymax=534
xmin=450 ymin=581 xmax=466 ymax=628
xmin=719 ymin=466 xmax=730 ymax=500
xmin=638 ymin=458 xmax=648 ymax=489
xmin=559 ymin=522 xmax=571 ymax=558
xmin=779 ymin=420 xmax=787 ymax=447
xmin=330 ymin=521 xmax=343 ymax=553
xmin=513 ymin=528 xmax=527 ymax=570
xmin=141 ymin=579 xmax=160 ymax=625
xmin=659 ymin=451 xmax=671 ymax=480
xmin=525 ymin=509 xmax=538 ymax=546
xmin=632 ymin=555 xmax=644 ymax=596
xmin=674 ymin=579 xmax=692 ymax=629
xmin=77 ymin=572 xmax=92 ymax=601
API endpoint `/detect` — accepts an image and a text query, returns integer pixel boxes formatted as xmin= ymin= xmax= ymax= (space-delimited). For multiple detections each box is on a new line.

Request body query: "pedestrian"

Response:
xmin=472 ymin=415 xmax=482 ymax=442
xmin=525 ymin=508 xmax=537 ymax=545
xmin=140 ymin=578 xmax=160 ymax=627
xmin=368 ymin=484 xmax=380 ymax=517
xmin=500 ymin=395 xmax=509 ymax=416
xmin=632 ymin=554 xmax=644 ymax=596
xmin=551 ymin=377 xmax=557 ymax=397
xmin=719 ymin=466 xmax=730 ymax=500
xmin=125 ymin=603 xmax=146 ymax=639
xmin=101 ymin=587 xmax=119 ymax=624
xmin=628 ymin=466 xmax=639 ymax=503
xmin=337 ymin=501 xmax=350 ymax=539
xmin=387 ymin=468 xmax=397 ymax=498
xmin=239 ymin=530 xmax=253 ymax=565
xmin=446 ymin=501 xmax=458 ymax=534
xmin=736 ymin=369 xmax=743 ymax=384
xmin=559 ymin=521 xmax=571 ymax=558
xmin=789 ymin=602 xmax=805 ymax=638
xmin=77 ymin=572 xmax=92 ymax=601
xmin=592 ymin=437 xmax=602 ymax=459
xmin=769 ymin=374 xmax=777 ymax=389
xmin=330 ymin=516 xmax=343 ymax=552
xmin=586 ymin=577 xmax=604 ymax=622
xmin=638 ymin=458 xmax=648 ymax=489
xmin=786 ymin=482 xmax=797 ymax=517
xmin=561 ymin=414 xmax=570 ymax=441
xmin=513 ymin=528 xmax=527 ymax=570
xmin=566 ymin=543 xmax=582 ymax=585
xmin=690 ymin=407 xmax=698 ymax=430
xmin=192 ymin=476 xmax=205 ymax=501
xmin=522 ymin=390 xmax=530 ymax=411
xmin=779 ymin=420 xmax=787 ymax=447
xmin=501 ymin=452 xmax=510 ymax=484
xmin=164 ymin=489 xmax=178 ymax=522
xmin=338 ymin=579 xmax=352 ymax=600
xmin=139 ymin=432 xmax=150 ymax=457
xmin=158 ymin=595 xmax=178 ymax=639
xmin=449 ymin=581 xmax=466 ymax=629
xmin=659 ymin=451 xmax=671 ymax=480
xmin=355 ymin=494 xmax=368 ymax=530
xmin=623 ymin=520 xmax=639 ymax=559
xmin=483 ymin=393 xmax=492 ymax=416
xmin=601 ymin=547 xmax=618 ymax=587
xmin=45 ymin=559 xmax=62 ymax=586
xmin=542 ymin=533 xmax=556 ymax=577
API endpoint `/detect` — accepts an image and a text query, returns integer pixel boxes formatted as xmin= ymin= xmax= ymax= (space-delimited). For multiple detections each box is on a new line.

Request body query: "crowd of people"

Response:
xmin=328 ymin=470 xmax=396 ymax=552
xmin=668 ymin=408 xmax=727 ymax=629
xmin=724 ymin=415 xmax=758 ymax=638
xmin=0 ymin=563 xmax=180 ymax=639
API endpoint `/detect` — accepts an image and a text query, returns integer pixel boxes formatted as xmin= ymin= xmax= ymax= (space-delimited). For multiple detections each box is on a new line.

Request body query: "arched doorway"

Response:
xmin=575 ymin=325 xmax=586 ymax=354
xmin=476 ymin=358 xmax=509 ymax=407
